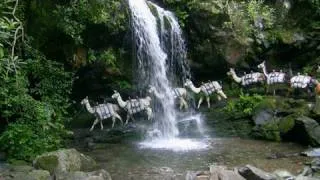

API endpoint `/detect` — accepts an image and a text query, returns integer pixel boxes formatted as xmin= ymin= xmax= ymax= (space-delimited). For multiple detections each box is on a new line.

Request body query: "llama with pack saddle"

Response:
xmin=81 ymin=96 xmax=123 ymax=131
xmin=147 ymin=85 xmax=189 ymax=110
xmin=257 ymin=61 xmax=287 ymax=95
xmin=111 ymin=90 xmax=153 ymax=124
xmin=184 ymin=79 xmax=227 ymax=108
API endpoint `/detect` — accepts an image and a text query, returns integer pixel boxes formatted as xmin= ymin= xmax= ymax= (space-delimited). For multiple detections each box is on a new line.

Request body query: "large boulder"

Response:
xmin=301 ymin=148 xmax=320 ymax=157
xmin=55 ymin=169 xmax=111 ymax=180
xmin=238 ymin=165 xmax=277 ymax=180
xmin=24 ymin=170 xmax=51 ymax=180
xmin=0 ymin=165 xmax=50 ymax=180
xmin=273 ymin=170 xmax=295 ymax=180
xmin=252 ymin=109 xmax=274 ymax=126
xmin=185 ymin=165 xmax=245 ymax=180
xmin=33 ymin=148 xmax=97 ymax=174
xmin=295 ymin=116 xmax=320 ymax=146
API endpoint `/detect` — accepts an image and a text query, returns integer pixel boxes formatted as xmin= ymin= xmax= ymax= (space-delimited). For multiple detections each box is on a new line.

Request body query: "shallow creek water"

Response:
xmin=79 ymin=137 xmax=311 ymax=180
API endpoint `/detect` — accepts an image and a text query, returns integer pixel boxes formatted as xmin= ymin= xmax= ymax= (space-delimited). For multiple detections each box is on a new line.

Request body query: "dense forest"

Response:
xmin=0 ymin=0 xmax=319 ymax=163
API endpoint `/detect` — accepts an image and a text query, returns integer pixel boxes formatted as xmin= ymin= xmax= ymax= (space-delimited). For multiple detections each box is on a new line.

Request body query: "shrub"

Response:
xmin=223 ymin=93 xmax=263 ymax=117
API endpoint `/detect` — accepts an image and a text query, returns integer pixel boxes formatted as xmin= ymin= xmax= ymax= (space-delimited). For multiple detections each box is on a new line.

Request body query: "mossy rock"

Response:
xmin=25 ymin=170 xmax=51 ymax=180
xmin=251 ymin=119 xmax=281 ymax=142
xmin=33 ymin=149 xmax=97 ymax=174
xmin=33 ymin=155 xmax=58 ymax=174
xmin=278 ymin=114 xmax=296 ymax=134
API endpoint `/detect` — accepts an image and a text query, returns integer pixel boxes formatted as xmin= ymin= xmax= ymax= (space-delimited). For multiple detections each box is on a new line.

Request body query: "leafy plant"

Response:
xmin=223 ymin=93 xmax=263 ymax=117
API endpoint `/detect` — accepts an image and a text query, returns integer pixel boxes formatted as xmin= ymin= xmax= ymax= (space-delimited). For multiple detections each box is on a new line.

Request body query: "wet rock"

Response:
xmin=25 ymin=170 xmax=51 ymax=180
xmin=273 ymin=170 xmax=295 ymax=180
xmin=311 ymin=158 xmax=320 ymax=172
xmin=295 ymin=177 xmax=320 ymax=180
xmin=33 ymin=148 xmax=97 ymax=174
xmin=1 ymin=166 xmax=50 ymax=180
xmin=253 ymin=109 xmax=274 ymax=125
xmin=10 ymin=165 xmax=34 ymax=172
xmin=149 ymin=167 xmax=180 ymax=180
xmin=238 ymin=165 xmax=277 ymax=180
xmin=302 ymin=148 xmax=320 ymax=157
xmin=208 ymin=165 xmax=245 ymax=180
xmin=295 ymin=116 xmax=320 ymax=146
xmin=55 ymin=169 xmax=111 ymax=180
xmin=185 ymin=171 xmax=210 ymax=180
xmin=298 ymin=166 xmax=313 ymax=177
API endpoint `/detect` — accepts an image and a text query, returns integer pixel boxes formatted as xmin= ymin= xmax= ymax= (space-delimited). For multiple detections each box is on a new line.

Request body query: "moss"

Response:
xmin=147 ymin=2 xmax=159 ymax=18
xmin=33 ymin=155 xmax=58 ymax=174
xmin=163 ymin=15 xmax=172 ymax=31
xmin=278 ymin=114 xmax=296 ymax=134
xmin=251 ymin=119 xmax=281 ymax=142
xmin=254 ymin=97 xmax=276 ymax=113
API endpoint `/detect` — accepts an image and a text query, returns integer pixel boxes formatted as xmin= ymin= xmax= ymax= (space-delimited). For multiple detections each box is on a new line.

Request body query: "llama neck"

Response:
xmin=230 ymin=71 xmax=242 ymax=83
xmin=187 ymin=82 xmax=201 ymax=94
xmin=84 ymin=101 xmax=95 ymax=114
xmin=261 ymin=65 xmax=269 ymax=77
xmin=116 ymin=95 xmax=127 ymax=108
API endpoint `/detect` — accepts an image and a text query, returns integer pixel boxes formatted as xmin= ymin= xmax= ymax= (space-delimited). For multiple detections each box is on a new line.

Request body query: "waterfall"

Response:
xmin=128 ymin=0 xmax=207 ymax=150
xmin=128 ymin=0 xmax=178 ymax=138
xmin=151 ymin=2 xmax=190 ymax=84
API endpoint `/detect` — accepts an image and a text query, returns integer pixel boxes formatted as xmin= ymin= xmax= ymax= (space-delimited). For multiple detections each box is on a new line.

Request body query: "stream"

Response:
xmin=76 ymin=136 xmax=311 ymax=180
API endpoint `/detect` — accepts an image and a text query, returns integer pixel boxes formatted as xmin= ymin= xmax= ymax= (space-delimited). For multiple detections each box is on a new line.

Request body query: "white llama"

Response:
xmin=257 ymin=61 xmax=287 ymax=95
xmin=81 ymin=96 xmax=123 ymax=131
xmin=147 ymin=85 xmax=188 ymax=110
xmin=184 ymin=79 xmax=227 ymax=108
xmin=111 ymin=91 xmax=152 ymax=124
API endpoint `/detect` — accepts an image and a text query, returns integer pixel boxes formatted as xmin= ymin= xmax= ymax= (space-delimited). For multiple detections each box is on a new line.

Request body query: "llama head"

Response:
xmin=184 ymin=79 xmax=193 ymax=87
xmin=81 ymin=96 xmax=89 ymax=105
xmin=257 ymin=61 xmax=266 ymax=69
xmin=227 ymin=68 xmax=235 ymax=76
xmin=147 ymin=85 xmax=156 ymax=94
xmin=111 ymin=90 xmax=120 ymax=99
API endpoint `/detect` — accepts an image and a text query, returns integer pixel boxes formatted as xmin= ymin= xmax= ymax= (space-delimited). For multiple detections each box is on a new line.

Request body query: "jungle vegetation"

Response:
xmin=0 ymin=0 xmax=319 ymax=161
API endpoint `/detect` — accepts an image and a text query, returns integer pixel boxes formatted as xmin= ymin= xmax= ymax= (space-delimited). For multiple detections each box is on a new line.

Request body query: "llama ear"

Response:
xmin=113 ymin=90 xmax=117 ymax=93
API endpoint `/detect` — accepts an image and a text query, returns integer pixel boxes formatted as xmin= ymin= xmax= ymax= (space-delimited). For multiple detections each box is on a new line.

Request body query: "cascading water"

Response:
xmin=128 ymin=0 xmax=207 ymax=150
xmin=152 ymin=3 xmax=190 ymax=84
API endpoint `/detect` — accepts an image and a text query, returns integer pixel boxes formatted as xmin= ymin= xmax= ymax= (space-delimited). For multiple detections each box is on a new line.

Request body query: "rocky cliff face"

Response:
xmin=161 ymin=0 xmax=320 ymax=81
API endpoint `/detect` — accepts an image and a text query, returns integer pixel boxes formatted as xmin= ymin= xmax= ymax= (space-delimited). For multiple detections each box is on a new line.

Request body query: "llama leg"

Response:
xmin=217 ymin=95 xmax=222 ymax=101
xmin=90 ymin=118 xmax=99 ymax=131
xmin=197 ymin=97 xmax=203 ymax=109
xmin=182 ymin=97 xmax=188 ymax=110
xmin=114 ymin=113 xmax=123 ymax=125
xmin=206 ymin=96 xmax=210 ymax=108
xmin=111 ymin=117 xmax=116 ymax=128
xmin=146 ymin=107 xmax=152 ymax=121
xmin=100 ymin=119 xmax=104 ymax=130
xmin=179 ymin=97 xmax=183 ymax=110
xmin=125 ymin=114 xmax=130 ymax=125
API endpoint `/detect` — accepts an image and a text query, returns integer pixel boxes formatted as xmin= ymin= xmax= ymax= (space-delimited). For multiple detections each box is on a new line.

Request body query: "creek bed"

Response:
xmin=77 ymin=137 xmax=311 ymax=180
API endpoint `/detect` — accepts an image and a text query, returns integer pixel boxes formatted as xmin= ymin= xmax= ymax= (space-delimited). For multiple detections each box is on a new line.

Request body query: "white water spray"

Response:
xmin=128 ymin=0 xmax=178 ymax=138
xmin=128 ymin=0 xmax=207 ymax=150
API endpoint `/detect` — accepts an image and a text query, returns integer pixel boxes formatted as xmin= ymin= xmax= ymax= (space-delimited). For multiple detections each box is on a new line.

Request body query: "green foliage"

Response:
xmin=0 ymin=99 xmax=65 ymax=161
xmin=0 ymin=1 xmax=73 ymax=161
xmin=251 ymin=120 xmax=281 ymax=142
xmin=163 ymin=0 xmax=196 ymax=27
xmin=223 ymin=93 xmax=263 ymax=117
xmin=54 ymin=0 xmax=128 ymax=44
xmin=225 ymin=0 xmax=275 ymax=45
xmin=88 ymin=48 xmax=117 ymax=68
